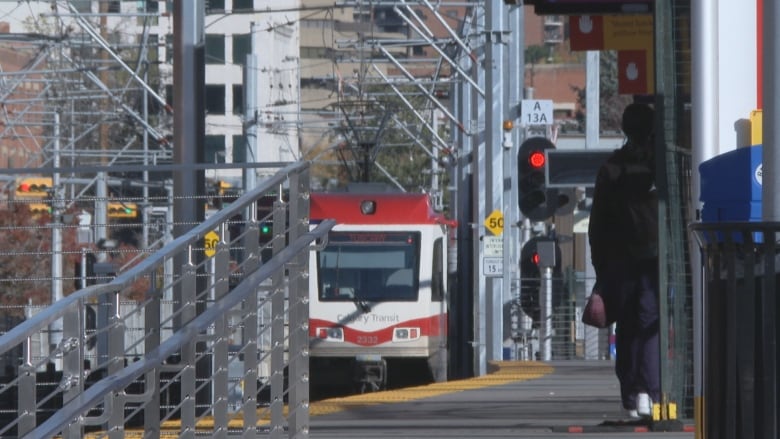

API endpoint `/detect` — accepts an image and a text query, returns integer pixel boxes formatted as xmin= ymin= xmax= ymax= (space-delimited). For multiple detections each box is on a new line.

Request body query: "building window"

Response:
xmin=71 ymin=0 xmax=91 ymax=12
xmin=233 ymin=34 xmax=251 ymax=65
xmin=205 ymin=135 xmax=226 ymax=164
xmin=145 ymin=33 xmax=160 ymax=63
xmin=205 ymin=34 xmax=226 ymax=64
xmin=108 ymin=1 xmax=120 ymax=13
xmin=301 ymin=47 xmax=335 ymax=59
xmin=143 ymin=1 xmax=159 ymax=13
xmin=233 ymin=135 xmax=247 ymax=163
xmin=205 ymin=85 xmax=226 ymax=115
xmin=233 ymin=0 xmax=254 ymax=10
xmin=232 ymin=84 xmax=244 ymax=115
xmin=207 ymin=0 xmax=226 ymax=12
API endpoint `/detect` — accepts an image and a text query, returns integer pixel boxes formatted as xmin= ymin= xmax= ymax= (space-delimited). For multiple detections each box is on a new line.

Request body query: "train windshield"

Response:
xmin=317 ymin=231 xmax=420 ymax=302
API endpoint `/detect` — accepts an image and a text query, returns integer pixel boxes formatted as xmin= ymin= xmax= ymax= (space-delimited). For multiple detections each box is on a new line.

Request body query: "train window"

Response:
xmin=431 ymin=238 xmax=443 ymax=302
xmin=317 ymin=232 xmax=420 ymax=302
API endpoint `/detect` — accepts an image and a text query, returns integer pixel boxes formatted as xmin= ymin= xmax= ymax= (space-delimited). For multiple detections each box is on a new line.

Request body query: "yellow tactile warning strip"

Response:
xmin=82 ymin=361 xmax=553 ymax=437
xmin=310 ymin=361 xmax=554 ymax=416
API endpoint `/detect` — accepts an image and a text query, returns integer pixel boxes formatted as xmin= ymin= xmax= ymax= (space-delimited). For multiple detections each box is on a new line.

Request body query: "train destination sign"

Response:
xmin=526 ymin=0 xmax=653 ymax=15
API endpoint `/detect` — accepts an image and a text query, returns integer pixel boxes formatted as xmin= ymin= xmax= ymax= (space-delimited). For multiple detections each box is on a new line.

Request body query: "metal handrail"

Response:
xmin=30 ymin=220 xmax=335 ymax=439
xmin=0 ymin=160 xmax=330 ymax=438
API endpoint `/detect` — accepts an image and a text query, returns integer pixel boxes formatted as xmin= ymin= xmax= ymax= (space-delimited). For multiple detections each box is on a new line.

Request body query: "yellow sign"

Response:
xmin=484 ymin=210 xmax=504 ymax=236
xmin=603 ymin=15 xmax=653 ymax=51
xmin=204 ymin=230 xmax=219 ymax=257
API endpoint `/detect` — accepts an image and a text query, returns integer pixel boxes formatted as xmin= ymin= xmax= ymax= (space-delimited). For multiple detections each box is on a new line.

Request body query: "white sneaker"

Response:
xmin=636 ymin=392 xmax=652 ymax=418
xmin=625 ymin=408 xmax=640 ymax=419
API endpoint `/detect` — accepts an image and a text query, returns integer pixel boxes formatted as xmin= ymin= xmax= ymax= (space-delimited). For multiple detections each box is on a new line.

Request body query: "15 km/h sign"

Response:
xmin=484 ymin=210 xmax=504 ymax=236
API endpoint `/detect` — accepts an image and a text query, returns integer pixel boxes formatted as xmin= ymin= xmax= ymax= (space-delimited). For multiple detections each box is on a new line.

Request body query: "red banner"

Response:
xmin=570 ymin=15 xmax=604 ymax=51
xmin=617 ymin=50 xmax=649 ymax=95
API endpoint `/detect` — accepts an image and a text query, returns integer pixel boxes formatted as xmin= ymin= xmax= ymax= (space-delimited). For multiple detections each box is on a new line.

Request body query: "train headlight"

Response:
xmin=316 ymin=327 xmax=344 ymax=342
xmin=360 ymin=200 xmax=376 ymax=215
xmin=393 ymin=327 xmax=420 ymax=342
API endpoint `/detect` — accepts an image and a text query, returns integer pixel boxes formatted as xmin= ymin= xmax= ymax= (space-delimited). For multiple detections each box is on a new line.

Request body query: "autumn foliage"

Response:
xmin=0 ymin=205 xmax=149 ymax=318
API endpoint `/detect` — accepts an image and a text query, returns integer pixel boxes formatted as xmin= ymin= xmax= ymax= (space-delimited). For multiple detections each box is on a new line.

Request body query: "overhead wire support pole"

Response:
xmin=393 ymin=5 xmax=486 ymax=97
xmin=483 ymin=0 xmax=508 ymax=365
xmin=506 ymin=1 xmax=524 ymax=361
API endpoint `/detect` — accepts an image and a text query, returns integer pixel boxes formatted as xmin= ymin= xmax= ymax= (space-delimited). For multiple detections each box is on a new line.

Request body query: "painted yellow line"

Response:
xmin=310 ymin=361 xmax=553 ymax=416
xmin=82 ymin=361 xmax=553 ymax=436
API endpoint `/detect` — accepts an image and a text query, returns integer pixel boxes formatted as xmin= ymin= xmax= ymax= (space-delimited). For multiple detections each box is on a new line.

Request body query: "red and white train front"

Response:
xmin=309 ymin=192 xmax=453 ymax=393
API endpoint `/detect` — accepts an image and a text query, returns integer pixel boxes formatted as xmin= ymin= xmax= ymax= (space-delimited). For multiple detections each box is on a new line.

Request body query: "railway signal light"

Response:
xmin=259 ymin=222 xmax=273 ymax=262
xmin=15 ymin=177 xmax=52 ymax=199
xmin=519 ymin=237 xmax=562 ymax=327
xmin=518 ymin=137 xmax=557 ymax=221
xmin=29 ymin=203 xmax=52 ymax=215
xmin=107 ymin=202 xmax=138 ymax=219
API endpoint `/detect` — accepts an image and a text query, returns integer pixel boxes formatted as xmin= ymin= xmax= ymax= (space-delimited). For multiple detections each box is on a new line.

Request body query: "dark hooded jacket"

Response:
xmin=588 ymin=142 xmax=658 ymax=280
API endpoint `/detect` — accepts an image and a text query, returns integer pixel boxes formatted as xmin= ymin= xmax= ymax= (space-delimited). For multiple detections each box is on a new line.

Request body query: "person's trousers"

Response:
xmin=614 ymin=258 xmax=660 ymax=410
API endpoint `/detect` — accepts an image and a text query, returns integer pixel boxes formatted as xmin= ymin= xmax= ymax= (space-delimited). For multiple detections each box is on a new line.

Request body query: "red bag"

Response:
xmin=582 ymin=287 xmax=610 ymax=328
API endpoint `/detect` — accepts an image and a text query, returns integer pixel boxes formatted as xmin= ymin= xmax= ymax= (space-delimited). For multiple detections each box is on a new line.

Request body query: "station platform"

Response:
xmin=308 ymin=360 xmax=696 ymax=438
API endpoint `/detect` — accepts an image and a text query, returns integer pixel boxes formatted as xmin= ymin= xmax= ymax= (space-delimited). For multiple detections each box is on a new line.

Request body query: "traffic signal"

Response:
xmin=28 ymin=203 xmax=51 ymax=215
xmin=518 ymin=137 xmax=557 ymax=221
xmin=15 ymin=177 xmax=52 ymax=199
xmin=259 ymin=222 xmax=273 ymax=262
xmin=519 ymin=237 xmax=562 ymax=327
xmin=107 ymin=202 xmax=138 ymax=219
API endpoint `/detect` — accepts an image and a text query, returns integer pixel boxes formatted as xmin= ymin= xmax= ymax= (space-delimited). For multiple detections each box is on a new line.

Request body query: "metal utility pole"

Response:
xmin=480 ymin=0 xmax=509 ymax=368
xmin=50 ymin=113 xmax=63 ymax=365
xmin=453 ymin=11 xmax=477 ymax=380
xmin=244 ymin=23 xmax=260 ymax=193
xmin=96 ymin=1 xmax=109 ymax=251
xmin=585 ymin=51 xmax=600 ymax=149
xmin=505 ymin=1 xmax=524 ymax=362
xmin=173 ymin=0 xmax=205 ymax=241
xmin=173 ymin=0 xmax=209 ymax=416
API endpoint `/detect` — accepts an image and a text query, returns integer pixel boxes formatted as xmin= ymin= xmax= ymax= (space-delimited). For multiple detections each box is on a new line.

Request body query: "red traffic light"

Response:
xmin=532 ymin=252 xmax=540 ymax=265
xmin=528 ymin=151 xmax=546 ymax=169
xmin=18 ymin=183 xmax=31 ymax=192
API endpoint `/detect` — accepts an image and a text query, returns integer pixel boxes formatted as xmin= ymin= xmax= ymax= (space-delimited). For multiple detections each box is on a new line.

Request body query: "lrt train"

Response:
xmin=308 ymin=191 xmax=455 ymax=393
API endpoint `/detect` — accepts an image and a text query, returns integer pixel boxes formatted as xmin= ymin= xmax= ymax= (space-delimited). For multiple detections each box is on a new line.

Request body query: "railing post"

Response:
xmin=270 ymin=195 xmax=286 ymax=438
xmin=144 ymin=270 xmax=162 ymax=437
xmin=18 ymin=338 xmax=37 ymax=436
xmin=62 ymin=301 xmax=84 ymax=439
xmin=108 ymin=290 xmax=127 ymax=439
xmin=287 ymin=168 xmax=310 ymax=438
xmin=241 ymin=207 xmax=261 ymax=436
xmin=180 ymin=258 xmax=198 ymax=439
xmin=211 ymin=224 xmax=231 ymax=438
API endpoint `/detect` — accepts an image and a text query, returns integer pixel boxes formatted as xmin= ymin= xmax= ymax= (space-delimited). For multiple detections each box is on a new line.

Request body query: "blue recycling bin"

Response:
xmin=699 ymin=144 xmax=762 ymax=222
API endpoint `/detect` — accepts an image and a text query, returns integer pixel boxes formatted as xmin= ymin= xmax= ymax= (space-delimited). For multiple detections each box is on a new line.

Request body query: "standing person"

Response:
xmin=588 ymin=102 xmax=660 ymax=419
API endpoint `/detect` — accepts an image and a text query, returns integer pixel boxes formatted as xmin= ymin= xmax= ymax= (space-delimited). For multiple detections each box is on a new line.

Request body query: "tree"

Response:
xmin=571 ymin=50 xmax=632 ymax=133
xmin=525 ymin=45 xmax=548 ymax=88
xmin=0 ymin=204 xmax=149 ymax=318
xmin=310 ymin=85 xmax=451 ymax=211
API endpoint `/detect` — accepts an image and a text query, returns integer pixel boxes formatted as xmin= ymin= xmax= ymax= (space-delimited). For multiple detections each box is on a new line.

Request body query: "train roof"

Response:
xmin=310 ymin=192 xmax=455 ymax=226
